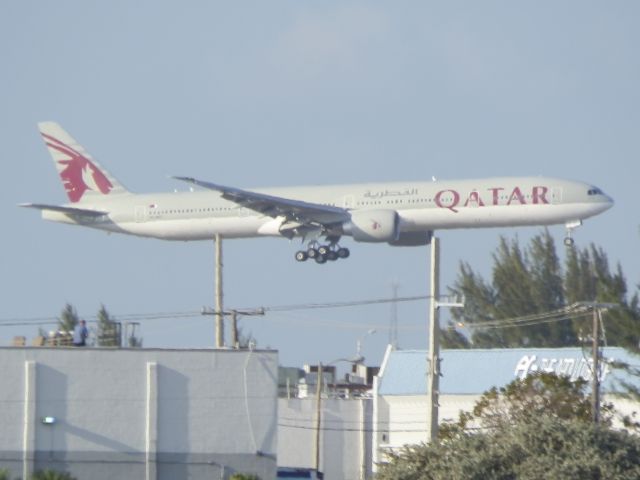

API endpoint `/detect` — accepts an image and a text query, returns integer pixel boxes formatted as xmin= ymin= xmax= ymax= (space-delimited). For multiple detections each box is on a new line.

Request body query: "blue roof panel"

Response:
xmin=378 ymin=347 xmax=639 ymax=395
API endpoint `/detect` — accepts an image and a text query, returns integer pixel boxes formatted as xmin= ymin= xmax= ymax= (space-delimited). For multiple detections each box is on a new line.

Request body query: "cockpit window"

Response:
xmin=587 ymin=187 xmax=603 ymax=196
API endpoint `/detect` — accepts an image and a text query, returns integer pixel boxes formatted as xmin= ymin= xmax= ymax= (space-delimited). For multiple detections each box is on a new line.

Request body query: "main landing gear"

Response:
xmin=295 ymin=241 xmax=350 ymax=264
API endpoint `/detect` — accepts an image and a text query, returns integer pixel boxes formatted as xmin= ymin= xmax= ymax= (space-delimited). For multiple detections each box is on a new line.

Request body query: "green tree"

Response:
xmin=439 ymin=372 xmax=612 ymax=439
xmin=31 ymin=470 xmax=76 ymax=480
xmin=440 ymin=322 xmax=471 ymax=349
xmin=54 ymin=303 xmax=81 ymax=346
xmin=57 ymin=303 xmax=79 ymax=334
xmin=448 ymin=231 xmax=640 ymax=348
xmin=609 ymin=350 xmax=640 ymax=432
xmin=565 ymin=245 xmax=640 ymax=349
xmin=377 ymin=373 xmax=640 ymax=480
xmin=379 ymin=416 xmax=640 ymax=480
xmin=529 ymin=232 xmax=574 ymax=344
xmin=97 ymin=304 xmax=120 ymax=347
xmin=96 ymin=305 xmax=143 ymax=348
xmin=450 ymin=231 xmax=569 ymax=347
xmin=446 ymin=261 xmax=500 ymax=348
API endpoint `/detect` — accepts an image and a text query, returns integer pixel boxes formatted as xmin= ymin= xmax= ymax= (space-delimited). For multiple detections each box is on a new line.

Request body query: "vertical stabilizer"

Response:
xmin=38 ymin=122 xmax=130 ymax=203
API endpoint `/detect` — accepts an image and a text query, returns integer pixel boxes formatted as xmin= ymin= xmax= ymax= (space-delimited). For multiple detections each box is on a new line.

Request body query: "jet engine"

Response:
xmin=343 ymin=209 xmax=400 ymax=243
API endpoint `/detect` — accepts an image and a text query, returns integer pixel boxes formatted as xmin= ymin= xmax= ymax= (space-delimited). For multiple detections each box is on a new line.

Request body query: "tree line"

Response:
xmin=442 ymin=230 xmax=640 ymax=350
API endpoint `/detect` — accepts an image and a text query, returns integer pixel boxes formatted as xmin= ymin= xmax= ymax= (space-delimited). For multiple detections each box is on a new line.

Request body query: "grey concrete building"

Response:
xmin=278 ymin=397 xmax=373 ymax=480
xmin=275 ymin=346 xmax=640 ymax=479
xmin=0 ymin=347 xmax=278 ymax=480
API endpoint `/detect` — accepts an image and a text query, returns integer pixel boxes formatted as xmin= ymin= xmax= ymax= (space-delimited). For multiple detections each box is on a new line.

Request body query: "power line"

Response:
xmin=0 ymin=295 xmax=432 ymax=328
xmin=278 ymin=422 xmax=428 ymax=433
xmin=0 ymin=299 xmax=611 ymax=334
xmin=259 ymin=295 xmax=430 ymax=313
xmin=0 ymin=312 xmax=204 ymax=328
xmin=463 ymin=304 xmax=598 ymax=330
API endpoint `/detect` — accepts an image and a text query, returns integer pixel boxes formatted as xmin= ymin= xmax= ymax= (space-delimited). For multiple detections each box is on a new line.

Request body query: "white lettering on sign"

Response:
xmin=514 ymin=354 xmax=612 ymax=382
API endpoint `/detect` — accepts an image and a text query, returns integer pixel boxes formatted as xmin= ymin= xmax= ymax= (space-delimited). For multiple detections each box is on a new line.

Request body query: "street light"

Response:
xmin=313 ymin=355 xmax=365 ymax=476
xmin=356 ymin=328 xmax=377 ymax=363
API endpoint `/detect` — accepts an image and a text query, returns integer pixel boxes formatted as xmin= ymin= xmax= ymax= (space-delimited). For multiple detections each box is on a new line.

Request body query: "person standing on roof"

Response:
xmin=73 ymin=319 xmax=88 ymax=347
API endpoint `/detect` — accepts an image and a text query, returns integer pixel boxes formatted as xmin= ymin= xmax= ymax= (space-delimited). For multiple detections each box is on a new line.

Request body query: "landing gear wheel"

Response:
xmin=564 ymin=237 xmax=575 ymax=247
xmin=299 ymin=238 xmax=350 ymax=264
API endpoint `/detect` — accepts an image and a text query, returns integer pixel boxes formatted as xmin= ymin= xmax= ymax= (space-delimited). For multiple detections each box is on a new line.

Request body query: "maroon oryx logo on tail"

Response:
xmin=41 ymin=133 xmax=113 ymax=202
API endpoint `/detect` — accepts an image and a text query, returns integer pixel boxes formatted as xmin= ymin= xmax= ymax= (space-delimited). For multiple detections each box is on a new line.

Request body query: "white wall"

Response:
xmin=0 ymin=347 xmax=278 ymax=480
xmin=374 ymin=392 xmax=640 ymax=466
xmin=278 ymin=397 xmax=372 ymax=480
xmin=376 ymin=394 xmax=482 ymax=454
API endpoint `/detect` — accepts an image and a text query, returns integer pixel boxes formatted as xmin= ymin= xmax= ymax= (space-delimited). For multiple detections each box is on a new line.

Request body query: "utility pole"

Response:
xmin=214 ymin=234 xmax=224 ymax=348
xmin=573 ymin=301 xmax=617 ymax=425
xmin=592 ymin=306 xmax=600 ymax=424
xmin=229 ymin=308 xmax=265 ymax=348
xmin=427 ymin=237 xmax=464 ymax=442
xmin=202 ymin=307 xmax=265 ymax=349
xmin=314 ymin=362 xmax=323 ymax=476
xmin=230 ymin=310 xmax=238 ymax=349
xmin=427 ymin=237 xmax=440 ymax=442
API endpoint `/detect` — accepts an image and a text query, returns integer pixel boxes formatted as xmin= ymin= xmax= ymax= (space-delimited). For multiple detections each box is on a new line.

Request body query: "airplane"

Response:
xmin=21 ymin=122 xmax=614 ymax=264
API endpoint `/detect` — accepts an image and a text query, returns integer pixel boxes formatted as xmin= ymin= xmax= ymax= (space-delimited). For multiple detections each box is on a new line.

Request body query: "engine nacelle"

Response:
xmin=343 ymin=209 xmax=400 ymax=243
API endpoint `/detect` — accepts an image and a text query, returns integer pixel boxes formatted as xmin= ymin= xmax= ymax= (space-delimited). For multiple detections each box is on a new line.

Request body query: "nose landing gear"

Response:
xmin=564 ymin=220 xmax=582 ymax=247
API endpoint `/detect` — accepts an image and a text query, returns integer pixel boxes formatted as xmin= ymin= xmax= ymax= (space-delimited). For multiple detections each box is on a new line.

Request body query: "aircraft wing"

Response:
xmin=173 ymin=176 xmax=350 ymax=225
xmin=19 ymin=203 xmax=108 ymax=217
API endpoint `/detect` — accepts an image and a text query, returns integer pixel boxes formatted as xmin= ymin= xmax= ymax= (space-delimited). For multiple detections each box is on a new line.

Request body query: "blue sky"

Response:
xmin=1 ymin=2 xmax=638 ymax=367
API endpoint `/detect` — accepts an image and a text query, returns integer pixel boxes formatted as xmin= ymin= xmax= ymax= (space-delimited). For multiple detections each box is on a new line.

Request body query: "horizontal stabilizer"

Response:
xmin=19 ymin=203 xmax=108 ymax=217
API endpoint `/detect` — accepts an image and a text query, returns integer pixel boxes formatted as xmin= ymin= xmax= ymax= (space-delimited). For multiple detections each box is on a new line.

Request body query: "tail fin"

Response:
xmin=38 ymin=122 xmax=130 ymax=203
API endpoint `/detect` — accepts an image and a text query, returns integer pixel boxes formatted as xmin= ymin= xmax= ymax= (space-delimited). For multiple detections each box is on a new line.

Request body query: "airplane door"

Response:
xmin=343 ymin=195 xmax=355 ymax=209
xmin=135 ymin=206 xmax=147 ymax=223
xmin=551 ymin=187 xmax=563 ymax=205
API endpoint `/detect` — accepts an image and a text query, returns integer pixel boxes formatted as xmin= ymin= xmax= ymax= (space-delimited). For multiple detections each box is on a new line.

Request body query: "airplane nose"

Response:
xmin=605 ymin=194 xmax=614 ymax=208
xmin=598 ymin=193 xmax=614 ymax=213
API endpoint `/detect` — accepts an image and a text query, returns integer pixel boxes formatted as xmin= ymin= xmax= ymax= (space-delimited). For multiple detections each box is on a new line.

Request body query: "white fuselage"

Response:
xmin=41 ymin=176 xmax=613 ymax=242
